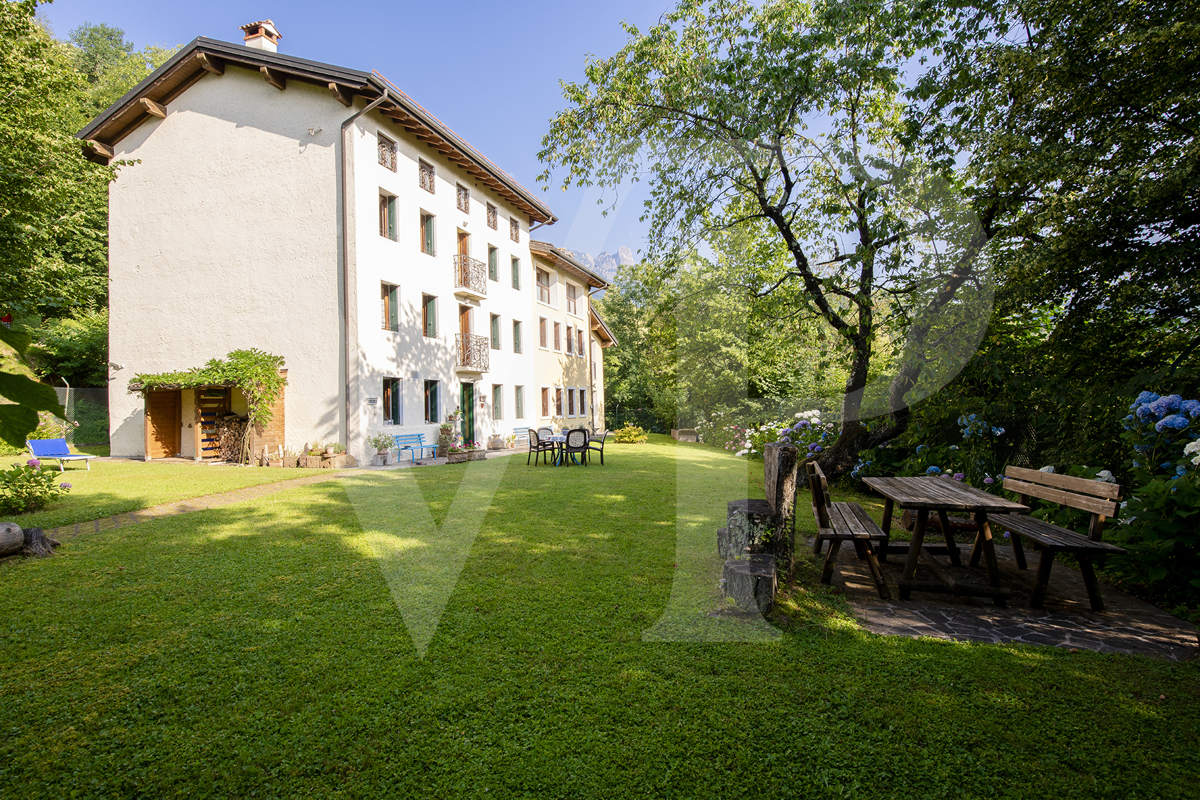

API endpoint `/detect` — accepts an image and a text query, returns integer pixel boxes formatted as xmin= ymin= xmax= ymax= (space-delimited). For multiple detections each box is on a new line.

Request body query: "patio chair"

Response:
xmin=562 ymin=428 xmax=590 ymax=466
xmin=527 ymin=428 xmax=555 ymax=466
xmin=537 ymin=426 xmax=554 ymax=440
xmin=27 ymin=438 xmax=97 ymax=472
xmin=586 ymin=429 xmax=610 ymax=465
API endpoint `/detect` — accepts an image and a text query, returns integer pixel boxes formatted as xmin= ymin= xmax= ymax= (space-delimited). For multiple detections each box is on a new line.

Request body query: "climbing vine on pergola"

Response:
xmin=129 ymin=349 xmax=287 ymax=431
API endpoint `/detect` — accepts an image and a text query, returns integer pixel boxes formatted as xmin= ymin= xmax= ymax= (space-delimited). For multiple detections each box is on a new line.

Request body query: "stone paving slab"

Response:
xmin=816 ymin=537 xmax=1199 ymax=662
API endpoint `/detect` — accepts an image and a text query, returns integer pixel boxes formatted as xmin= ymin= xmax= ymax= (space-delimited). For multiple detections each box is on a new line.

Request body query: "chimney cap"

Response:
xmin=239 ymin=19 xmax=281 ymax=45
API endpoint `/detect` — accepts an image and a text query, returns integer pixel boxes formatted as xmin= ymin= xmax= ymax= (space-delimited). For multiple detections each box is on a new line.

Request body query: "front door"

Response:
xmin=146 ymin=389 xmax=181 ymax=459
xmin=460 ymin=383 xmax=475 ymax=446
xmin=457 ymin=230 xmax=470 ymax=257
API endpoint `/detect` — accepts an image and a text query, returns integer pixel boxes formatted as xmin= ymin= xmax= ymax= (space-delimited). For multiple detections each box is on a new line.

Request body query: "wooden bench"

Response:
xmin=391 ymin=433 xmax=435 ymax=463
xmin=987 ymin=466 xmax=1125 ymax=611
xmin=806 ymin=461 xmax=890 ymax=599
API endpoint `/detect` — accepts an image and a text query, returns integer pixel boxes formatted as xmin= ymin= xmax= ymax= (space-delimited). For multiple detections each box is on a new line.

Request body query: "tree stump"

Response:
xmin=722 ymin=554 xmax=777 ymax=613
xmin=720 ymin=499 xmax=773 ymax=557
xmin=0 ymin=523 xmax=59 ymax=558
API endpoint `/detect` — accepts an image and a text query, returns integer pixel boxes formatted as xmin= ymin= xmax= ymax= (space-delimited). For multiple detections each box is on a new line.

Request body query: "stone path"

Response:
xmin=819 ymin=536 xmax=1199 ymax=662
xmin=46 ymin=470 xmax=349 ymax=541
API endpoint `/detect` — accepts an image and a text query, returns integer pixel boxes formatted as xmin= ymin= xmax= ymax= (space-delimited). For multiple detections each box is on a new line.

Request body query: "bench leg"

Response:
xmin=820 ymin=539 xmax=843 ymax=585
xmin=864 ymin=543 xmax=891 ymax=600
xmin=968 ymin=529 xmax=983 ymax=568
xmin=1030 ymin=548 xmax=1057 ymax=608
xmin=1077 ymin=554 xmax=1105 ymax=612
xmin=938 ymin=510 xmax=961 ymax=567
xmin=899 ymin=510 xmax=927 ymax=600
xmin=879 ymin=499 xmax=894 ymax=563
xmin=1010 ymin=531 xmax=1027 ymax=570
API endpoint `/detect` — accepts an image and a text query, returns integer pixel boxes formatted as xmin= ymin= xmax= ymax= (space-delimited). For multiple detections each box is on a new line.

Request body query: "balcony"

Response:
xmin=453 ymin=254 xmax=488 ymax=300
xmin=455 ymin=332 xmax=490 ymax=374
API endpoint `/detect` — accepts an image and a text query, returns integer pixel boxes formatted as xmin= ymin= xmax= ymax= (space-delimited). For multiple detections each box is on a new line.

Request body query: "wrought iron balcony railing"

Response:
xmin=455 ymin=333 xmax=490 ymax=372
xmin=452 ymin=254 xmax=488 ymax=297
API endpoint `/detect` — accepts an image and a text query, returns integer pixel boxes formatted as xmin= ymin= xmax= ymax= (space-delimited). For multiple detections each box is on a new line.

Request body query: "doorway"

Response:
xmin=460 ymin=383 xmax=475 ymax=446
xmin=146 ymin=389 xmax=181 ymax=459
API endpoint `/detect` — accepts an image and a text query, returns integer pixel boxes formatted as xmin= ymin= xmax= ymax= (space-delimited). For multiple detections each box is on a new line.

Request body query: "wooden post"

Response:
xmin=143 ymin=395 xmax=152 ymax=461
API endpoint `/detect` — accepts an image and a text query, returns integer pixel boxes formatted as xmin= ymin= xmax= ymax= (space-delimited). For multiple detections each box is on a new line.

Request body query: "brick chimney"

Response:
xmin=240 ymin=20 xmax=281 ymax=52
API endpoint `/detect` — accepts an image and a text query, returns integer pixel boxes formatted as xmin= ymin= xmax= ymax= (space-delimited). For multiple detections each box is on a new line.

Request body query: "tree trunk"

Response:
xmin=0 ymin=523 xmax=21 ymax=556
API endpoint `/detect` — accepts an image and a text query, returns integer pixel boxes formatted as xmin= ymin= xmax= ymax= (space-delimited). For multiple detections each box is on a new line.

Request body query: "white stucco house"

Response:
xmin=79 ymin=21 xmax=611 ymax=463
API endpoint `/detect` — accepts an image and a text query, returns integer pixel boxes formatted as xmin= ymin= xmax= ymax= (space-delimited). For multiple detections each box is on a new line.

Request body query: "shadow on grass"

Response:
xmin=0 ymin=445 xmax=1197 ymax=798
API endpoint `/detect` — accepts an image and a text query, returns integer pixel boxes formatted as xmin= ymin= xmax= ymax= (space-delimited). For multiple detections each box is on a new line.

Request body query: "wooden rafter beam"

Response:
xmin=140 ymin=98 xmax=167 ymax=119
xmin=196 ymin=53 xmax=224 ymax=75
xmin=260 ymin=66 xmax=286 ymax=91
xmin=85 ymin=140 xmax=114 ymax=159
xmin=328 ymin=82 xmax=353 ymax=107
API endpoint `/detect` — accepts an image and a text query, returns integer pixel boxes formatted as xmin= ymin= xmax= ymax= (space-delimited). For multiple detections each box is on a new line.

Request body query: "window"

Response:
xmin=456 ymin=183 xmax=470 ymax=213
xmin=509 ymin=216 xmax=520 ymax=243
xmin=492 ymin=384 xmax=502 ymax=420
xmin=424 ymin=380 xmax=439 ymax=423
xmin=567 ymin=284 xmax=577 ymax=315
xmin=536 ymin=268 xmax=550 ymax=304
xmin=540 ymin=387 xmax=549 ymax=418
xmin=379 ymin=193 xmax=397 ymax=240
xmin=383 ymin=378 xmax=402 ymax=425
xmin=567 ymin=388 xmax=576 ymax=417
xmin=555 ymin=387 xmax=563 ymax=417
xmin=566 ymin=326 xmax=574 ymax=356
xmin=486 ymin=203 xmax=498 ymax=229
xmin=539 ymin=317 xmax=547 ymax=348
xmin=422 ymin=294 xmax=437 ymax=338
xmin=553 ymin=322 xmax=561 ymax=351
xmin=490 ymin=314 xmax=501 ymax=350
xmin=419 ymin=159 xmax=435 ymax=193
xmin=577 ymin=329 xmax=585 ymax=357
xmin=378 ymin=133 xmax=397 ymax=171
xmin=381 ymin=283 xmax=399 ymax=331
xmin=512 ymin=320 xmax=522 ymax=353
xmin=515 ymin=385 xmax=524 ymax=419
xmin=579 ymin=389 xmax=586 ymax=418
xmin=511 ymin=257 xmax=520 ymax=289
xmin=488 ymin=246 xmax=498 ymax=281
xmin=420 ymin=212 xmax=436 ymax=255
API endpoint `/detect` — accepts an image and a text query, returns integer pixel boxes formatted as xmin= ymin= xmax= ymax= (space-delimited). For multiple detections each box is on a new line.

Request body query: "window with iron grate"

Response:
xmin=419 ymin=160 xmax=435 ymax=193
xmin=509 ymin=216 xmax=520 ymax=243
xmin=487 ymin=203 xmax=497 ymax=229
xmin=457 ymin=183 xmax=470 ymax=213
xmin=378 ymin=134 xmax=397 ymax=171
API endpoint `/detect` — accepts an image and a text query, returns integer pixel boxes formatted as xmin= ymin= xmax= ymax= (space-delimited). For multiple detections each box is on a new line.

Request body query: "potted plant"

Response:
xmin=504 ymin=433 xmax=518 ymax=449
xmin=467 ymin=441 xmax=486 ymax=461
xmin=283 ymin=448 xmax=300 ymax=468
xmin=447 ymin=443 xmax=468 ymax=464
xmin=367 ymin=431 xmax=395 ymax=466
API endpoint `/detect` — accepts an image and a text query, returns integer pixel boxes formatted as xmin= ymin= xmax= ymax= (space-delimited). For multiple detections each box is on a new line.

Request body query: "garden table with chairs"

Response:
xmin=528 ymin=427 xmax=607 ymax=466
xmin=862 ymin=476 xmax=1029 ymax=607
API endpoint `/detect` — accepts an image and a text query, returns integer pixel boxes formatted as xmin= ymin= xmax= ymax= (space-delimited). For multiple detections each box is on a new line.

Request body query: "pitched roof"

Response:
xmin=590 ymin=307 xmax=618 ymax=347
xmin=77 ymin=37 xmax=556 ymax=224
xmin=529 ymin=240 xmax=609 ymax=289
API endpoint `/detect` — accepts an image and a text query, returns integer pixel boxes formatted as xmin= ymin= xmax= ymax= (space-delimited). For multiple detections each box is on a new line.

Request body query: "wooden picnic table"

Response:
xmin=862 ymin=476 xmax=1029 ymax=607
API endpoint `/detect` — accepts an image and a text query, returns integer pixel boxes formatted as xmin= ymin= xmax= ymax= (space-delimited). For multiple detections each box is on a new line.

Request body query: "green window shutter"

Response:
xmin=388 ymin=286 xmax=398 ymax=330
xmin=493 ymin=385 xmax=502 ymax=420
xmin=489 ymin=248 xmax=498 ymax=281
xmin=511 ymin=258 xmax=520 ymax=289
xmin=513 ymin=321 xmax=521 ymax=353
xmin=387 ymin=197 xmax=396 ymax=240
xmin=515 ymin=386 xmax=524 ymax=419
xmin=491 ymin=315 xmax=500 ymax=349
xmin=424 ymin=215 xmax=435 ymax=254
xmin=424 ymin=297 xmax=436 ymax=337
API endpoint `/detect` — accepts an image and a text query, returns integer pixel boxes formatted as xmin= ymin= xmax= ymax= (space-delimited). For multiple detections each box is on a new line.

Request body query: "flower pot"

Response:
xmin=468 ymin=449 xmax=486 ymax=461
xmin=447 ymin=451 xmax=468 ymax=464
xmin=487 ymin=434 xmax=504 ymax=450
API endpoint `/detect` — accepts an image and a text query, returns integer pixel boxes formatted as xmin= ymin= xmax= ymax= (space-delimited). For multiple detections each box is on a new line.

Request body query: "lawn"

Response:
xmin=1 ymin=436 xmax=1197 ymax=798
xmin=6 ymin=458 xmax=319 ymax=529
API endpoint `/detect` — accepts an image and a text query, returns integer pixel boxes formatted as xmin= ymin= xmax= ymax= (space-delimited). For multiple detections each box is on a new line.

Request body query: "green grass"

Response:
xmin=6 ymin=459 xmax=316 ymax=529
xmin=1 ymin=435 xmax=1197 ymax=798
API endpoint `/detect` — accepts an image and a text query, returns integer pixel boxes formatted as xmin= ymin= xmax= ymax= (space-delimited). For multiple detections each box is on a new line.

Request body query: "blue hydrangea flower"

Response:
xmin=915 ymin=444 xmax=928 ymax=455
xmin=948 ymin=445 xmax=959 ymax=451
xmin=1132 ymin=391 xmax=1160 ymax=408
xmin=1149 ymin=395 xmax=1183 ymax=417
xmin=1160 ymin=462 xmax=1174 ymax=471
xmin=1136 ymin=405 xmax=1155 ymax=421
xmin=1182 ymin=399 xmax=1200 ymax=418
xmin=1176 ymin=466 xmax=1188 ymax=477
xmin=812 ymin=445 xmax=823 ymax=453
xmin=1155 ymin=414 xmax=1189 ymax=432
xmin=926 ymin=466 xmax=941 ymax=475
xmin=992 ymin=426 xmax=1005 ymax=436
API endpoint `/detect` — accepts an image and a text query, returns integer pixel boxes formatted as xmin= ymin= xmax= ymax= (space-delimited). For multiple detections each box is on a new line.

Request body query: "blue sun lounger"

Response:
xmin=26 ymin=438 xmax=97 ymax=472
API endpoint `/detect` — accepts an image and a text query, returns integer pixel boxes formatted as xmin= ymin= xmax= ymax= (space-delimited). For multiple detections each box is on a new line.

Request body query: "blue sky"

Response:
xmin=40 ymin=0 xmax=665 ymax=259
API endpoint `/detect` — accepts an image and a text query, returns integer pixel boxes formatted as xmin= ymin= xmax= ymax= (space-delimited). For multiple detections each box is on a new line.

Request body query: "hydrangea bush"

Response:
xmin=852 ymin=412 xmax=1007 ymax=491
xmin=0 ymin=459 xmax=72 ymax=515
xmin=698 ymin=410 xmax=834 ymax=460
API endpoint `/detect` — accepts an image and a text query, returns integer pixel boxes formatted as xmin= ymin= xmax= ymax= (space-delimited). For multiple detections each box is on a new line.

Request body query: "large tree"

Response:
xmin=541 ymin=0 xmax=998 ymax=477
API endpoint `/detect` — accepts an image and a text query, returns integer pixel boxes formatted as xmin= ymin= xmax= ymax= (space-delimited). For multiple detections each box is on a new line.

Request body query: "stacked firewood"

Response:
xmin=216 ymin=415 xmax=249 ymax=462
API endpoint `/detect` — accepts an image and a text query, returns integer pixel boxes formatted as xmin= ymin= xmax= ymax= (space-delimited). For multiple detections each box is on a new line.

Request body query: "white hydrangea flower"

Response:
xmin=735 ymin=449 xmax=749 ymax=457
xmin=1039 ymin=465 xmax=1055 ymax=473
xmin=1185 ymin=440 xmax=1200 ymax=456
xmin=1095 ymin=470 xmax=1116 ymax=483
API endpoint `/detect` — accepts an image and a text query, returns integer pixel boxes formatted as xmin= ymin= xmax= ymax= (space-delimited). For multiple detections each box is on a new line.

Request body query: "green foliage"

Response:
xmin=0 ymin=459 xmax=70 ymax=515
xmin=0 ymin=327 xmax=66 ymax=449
xmin=28 ymin=308 xmax=108 ymax=387
xmin=367 ymin=431 xmax=395 ymax=452
xmin=1110 ymin=474 xmax=1200 ymax=609
xmin=67 ymin=22 xmax=177 ymax=124
xmin=612 ymin=422 xmax=648 ymax=444
xmin=131 ymin=349 xmax=288 ymax=431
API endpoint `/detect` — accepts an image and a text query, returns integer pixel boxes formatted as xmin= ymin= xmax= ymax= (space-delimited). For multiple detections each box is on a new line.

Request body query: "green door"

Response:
xmin=460 ymin=384 xmax=475 ymax=446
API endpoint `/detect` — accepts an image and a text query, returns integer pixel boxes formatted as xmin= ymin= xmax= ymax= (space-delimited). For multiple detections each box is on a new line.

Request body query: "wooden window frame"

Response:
xmin=381 ymin=282 xmax=399 ymax=332
xmin=420 ymin=211 xmax=436 ymax=255
xmin=422 ymin=294 xmax=437 ymax=338
xmin=553 ymin=322 xmax=561 ymax=352
xmin=536 ymin=268 xmax=550 ymax=304
xmin=539 ymin=317 xmax=547 ymax=349
xmin=379 ymin=192 xmax=397 ymax=240
xmin=566 ymin=284 xmax=577 ymax=315
xmin=383 ymin=377 xmax=402 ymax=425
xmin=540 ymin=387 xmax=550 ymax=418
xmin=424 ymin=380 xmax=439 ymax=423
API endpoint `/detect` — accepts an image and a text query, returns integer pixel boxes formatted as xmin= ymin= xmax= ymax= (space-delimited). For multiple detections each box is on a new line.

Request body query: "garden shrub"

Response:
xmin=613 ymin=423 xmax=648 ymax=444
xmin=697 ymin=409 xmax=834 ymax=460
xmin=0 ymin=459 xmax=72 ymax=515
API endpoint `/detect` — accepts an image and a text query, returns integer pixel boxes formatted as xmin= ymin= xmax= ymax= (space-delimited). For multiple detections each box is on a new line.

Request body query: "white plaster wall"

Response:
xmin=108 ymin=68 xmax=347 ymax=457
xmin=349 ymin=113 xmax=538 ymax=462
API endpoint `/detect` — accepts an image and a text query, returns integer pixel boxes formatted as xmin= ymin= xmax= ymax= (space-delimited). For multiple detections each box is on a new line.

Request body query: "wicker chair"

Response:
xmin=563 ymin=428 xmax=590 ymax=466
xmin=586 ymin=430 xmax=610 ymax=465
xmin=527 ymin=428 xmax=555 ymax=466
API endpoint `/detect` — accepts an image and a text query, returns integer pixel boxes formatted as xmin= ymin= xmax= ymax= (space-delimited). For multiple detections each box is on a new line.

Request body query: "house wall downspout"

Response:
xmin=339 ymin=93 xmax=387 ymax=448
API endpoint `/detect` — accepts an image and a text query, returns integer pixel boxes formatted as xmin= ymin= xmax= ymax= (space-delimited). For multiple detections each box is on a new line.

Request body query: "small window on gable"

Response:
xmin=378 ymin=133 xmax=397 ymax=171
xmin=487 ymin=203 xmax=497 ymax=229
xmin=379 ymin=193 xmax=397 ymax=240
xmin=419 ymin=160 xmax=435 ymax=193
xmin=509 ymin=216 xmax=520 ymax=243
xmin=456 ymin=183 xmax=470 ymax=213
